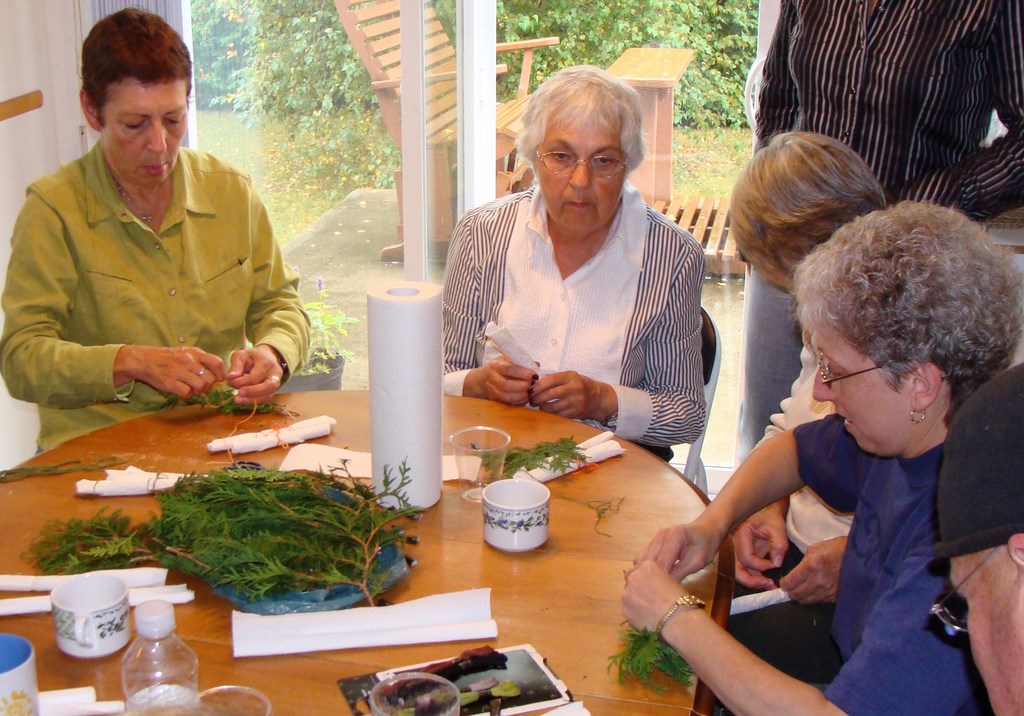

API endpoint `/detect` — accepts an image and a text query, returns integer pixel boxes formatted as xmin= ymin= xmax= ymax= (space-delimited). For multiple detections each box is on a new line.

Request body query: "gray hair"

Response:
xmin=731 ymin=132 xmax=886 ymax=292
xmin=516 ymin=65 xmax=645 ymax=174
xmin=795 ymin=201 xmax=1024 ymax=422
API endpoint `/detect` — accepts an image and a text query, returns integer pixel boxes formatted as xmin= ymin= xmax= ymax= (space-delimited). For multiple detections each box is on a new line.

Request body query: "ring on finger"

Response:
xmin=197 ymin=369 xmax=206 ymax=377
xmin=270 ymin=375 xmax=281 ymax=383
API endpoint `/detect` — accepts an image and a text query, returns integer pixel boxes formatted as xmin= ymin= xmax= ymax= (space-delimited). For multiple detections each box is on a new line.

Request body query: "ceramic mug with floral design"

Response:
xmin=482 ymin=478 xmax=551 ymax=552
xmin=50 ymin=574 xmax=129 ymax=658
xmin=0 ymin=633 xmax=38 ymax=715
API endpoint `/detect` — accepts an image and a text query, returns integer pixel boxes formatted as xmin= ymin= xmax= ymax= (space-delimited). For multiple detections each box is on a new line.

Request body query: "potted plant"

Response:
xmin=282 ymin=278 xmax=358 ymax=393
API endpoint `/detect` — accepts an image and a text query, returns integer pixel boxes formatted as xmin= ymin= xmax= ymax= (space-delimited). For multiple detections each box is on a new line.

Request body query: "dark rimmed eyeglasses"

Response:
xmin=816 ymin=351 xmax=884 ymax=386
xmin=536 ymin=150 xmax=628 ymax=179
xmin=930 ymin=547 xmax=999 ymax=636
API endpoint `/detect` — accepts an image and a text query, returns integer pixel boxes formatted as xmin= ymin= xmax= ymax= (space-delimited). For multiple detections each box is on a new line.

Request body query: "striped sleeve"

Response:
xmin=441 ymin=193 xmax=524 ymax=373
xmin=619 ymin=210 xmax=707 ymax=447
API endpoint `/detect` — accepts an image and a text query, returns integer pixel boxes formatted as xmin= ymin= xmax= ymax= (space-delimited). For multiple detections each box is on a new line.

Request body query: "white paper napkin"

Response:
xmin=729 ymin=587 xmax=791 ymax=615
xmin=515 ymin=432 xmax=625 ymax=483
xmin=39 ymin=687 xmax=124 ymax=716
xmin=232 ymin=588 xmax=496 ymax=657
xmin=0 ymin=585 xmax=194 ymax=617
xmin=543 ymin=703 xmax=591 ymax=716
xmin=76 ymin=466 xmax=185 ymax=496
xmin=207 ymin=415 xmax=337 ymax=454
xmin=0 ymin=567 xmax=168 ymax=592
xmin=485 ymin=321 xmax=540 ymax=370
xmin=280 ymin=443 xmax=463 ymax=482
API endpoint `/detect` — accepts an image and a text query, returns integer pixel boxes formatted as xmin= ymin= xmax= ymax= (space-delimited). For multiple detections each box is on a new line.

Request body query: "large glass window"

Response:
xmin=188 ymin=0 xmax=757 ymax=472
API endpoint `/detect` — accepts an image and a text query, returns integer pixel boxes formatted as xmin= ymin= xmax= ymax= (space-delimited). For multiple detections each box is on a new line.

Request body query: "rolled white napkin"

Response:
xmin=729 ymin=587 xmax=791 ymax=615
xmin=0 ymin=595 xmax=50 ymax=615
xmin=207 ymin=415 xmax=337 ymax=454
xmin=127 ymin=584 xmax=195 ymax=607
xmin=76 ymin=466 xmax=184 ymax=496
xmin=515 ymin=432 xmax=625 ymax=483
xmin=0 ymin=567 xmax=168 ymax=592
xmin=485 ymin=322 xmax=539 ymax=370
xmin=232 ymin=588 xmax=496 ymax=657
xmin=39 ymin=687 xmax=124 ymax=716
xmin=0 ymin=585 xmax=193 ymax=616
xmin=41 ymin=703 xmax=124 ymax=716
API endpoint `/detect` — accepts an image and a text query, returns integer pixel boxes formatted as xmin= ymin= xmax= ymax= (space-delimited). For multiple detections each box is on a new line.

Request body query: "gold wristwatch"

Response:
xmin=656 ymin=593 xmax=706 ymax=634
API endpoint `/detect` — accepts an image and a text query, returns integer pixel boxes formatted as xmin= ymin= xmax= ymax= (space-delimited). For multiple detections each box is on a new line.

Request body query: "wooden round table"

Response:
xmin=1 ymin=391 xmax=731 ymax=715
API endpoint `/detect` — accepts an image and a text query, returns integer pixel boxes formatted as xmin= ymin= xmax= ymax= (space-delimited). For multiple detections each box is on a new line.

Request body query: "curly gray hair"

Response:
xmin=795 ymin=201 xmax=1023 ymax=421
xmin=516 ymin=65 xmax=645 ymax=174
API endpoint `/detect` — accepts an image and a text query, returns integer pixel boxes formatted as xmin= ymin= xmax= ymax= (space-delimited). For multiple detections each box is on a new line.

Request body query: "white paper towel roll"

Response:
xmin=367 ymin=281 xmax=444 ymax=508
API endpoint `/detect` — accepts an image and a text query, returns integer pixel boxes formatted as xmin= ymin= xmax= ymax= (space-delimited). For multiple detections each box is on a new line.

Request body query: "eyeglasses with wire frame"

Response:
xmin=930 ymin=547 xmax=999 ymax=636
xmin=535 ymin=150 xmax=628 ymax=179
xmin=816 ymin=351 xmax=884 ymax=386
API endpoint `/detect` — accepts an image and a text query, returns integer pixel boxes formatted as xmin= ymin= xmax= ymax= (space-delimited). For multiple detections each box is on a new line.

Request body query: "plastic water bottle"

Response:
xmin=121 ymin=600 xmax=200 ymax=709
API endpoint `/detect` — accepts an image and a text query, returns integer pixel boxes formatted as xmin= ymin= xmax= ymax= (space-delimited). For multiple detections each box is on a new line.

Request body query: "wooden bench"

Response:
xmin=608 ymin=48 xmax=694 ymax=206
xmin=655 ymin=194 xmax=746 ymax=277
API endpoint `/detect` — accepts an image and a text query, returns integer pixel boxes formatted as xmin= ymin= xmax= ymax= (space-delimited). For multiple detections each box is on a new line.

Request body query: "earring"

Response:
xmin=910 ymin=409 xmax=926 ymax=424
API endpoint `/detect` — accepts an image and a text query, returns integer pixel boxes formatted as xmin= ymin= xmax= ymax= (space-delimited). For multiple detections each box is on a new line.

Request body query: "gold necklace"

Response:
xmin=112 ymin=177 xmax=154 ymax=223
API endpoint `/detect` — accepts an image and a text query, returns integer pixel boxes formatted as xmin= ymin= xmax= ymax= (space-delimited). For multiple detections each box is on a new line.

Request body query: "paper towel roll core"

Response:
xmin=367 ymin=281 xmax=444 ymax=508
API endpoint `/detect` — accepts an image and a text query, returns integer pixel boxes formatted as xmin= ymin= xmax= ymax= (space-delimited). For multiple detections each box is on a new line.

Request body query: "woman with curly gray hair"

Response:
xmin=624 ymin=201 xmax=1022 ymax=714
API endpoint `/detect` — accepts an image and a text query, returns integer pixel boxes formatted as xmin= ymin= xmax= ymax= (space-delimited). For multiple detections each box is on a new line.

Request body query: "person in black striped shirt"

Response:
xmin=737 ymin=0 xmax=1024 ymax=465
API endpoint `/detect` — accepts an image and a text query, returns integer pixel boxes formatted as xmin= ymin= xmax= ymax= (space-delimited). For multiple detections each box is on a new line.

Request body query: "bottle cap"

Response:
xmin=133 ymin=599 xmax=176 ymax=639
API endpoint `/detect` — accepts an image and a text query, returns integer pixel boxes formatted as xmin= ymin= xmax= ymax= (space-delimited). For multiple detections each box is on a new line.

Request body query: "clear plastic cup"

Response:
xmin=368 ymin=671 xmax=459 ymax=716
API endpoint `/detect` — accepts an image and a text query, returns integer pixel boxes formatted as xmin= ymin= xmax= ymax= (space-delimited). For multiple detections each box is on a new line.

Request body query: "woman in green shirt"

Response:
xmin=0 ymin=8 xmax=309 ymax=449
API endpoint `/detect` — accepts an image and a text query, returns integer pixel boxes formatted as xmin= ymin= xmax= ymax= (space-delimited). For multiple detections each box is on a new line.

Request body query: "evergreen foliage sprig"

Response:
xmin=28 ymin=508 xmax=148 ymax=573
xmin=502 ymin=437 xmax=586 ymax=477
xmin=608 ymin=626 xmax=694 ymax=692
xmin=159 ymin=386 xmax=287 ymax=415
xmin=0 ymin=456 xmax=122 ymax=484
xmin=26 ymin=466 xmax=420 ymax=606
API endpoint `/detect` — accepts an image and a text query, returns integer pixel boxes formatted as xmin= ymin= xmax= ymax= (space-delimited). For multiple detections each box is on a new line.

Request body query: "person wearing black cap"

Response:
xmin=935 ymin=363 xmax=1024 ymax=715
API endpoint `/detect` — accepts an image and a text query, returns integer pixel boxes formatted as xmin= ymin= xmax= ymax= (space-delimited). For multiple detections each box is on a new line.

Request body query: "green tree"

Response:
xmin=190 ymin=0 xmax=757 ymax=205
xmin=496 ymin=0 xmax=757 ymax=128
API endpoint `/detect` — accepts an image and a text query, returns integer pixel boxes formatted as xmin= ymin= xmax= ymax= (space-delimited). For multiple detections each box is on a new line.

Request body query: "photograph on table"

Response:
xmin=337 ymin=643 xmax=572 ymax=715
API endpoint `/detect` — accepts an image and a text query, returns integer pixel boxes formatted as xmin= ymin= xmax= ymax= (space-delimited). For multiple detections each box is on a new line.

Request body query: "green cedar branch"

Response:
xmin=608 ymin=625 xmax=694 ymax=692
xmin=0 ymin=456 xmax=123 ymax=484
xmin=159 ymin=386 xmax=289 ymax=415
xmin=26 ymin=466 xmax=420 ymax=606
xmin=502 ymin=437 xmax=586 ymax=477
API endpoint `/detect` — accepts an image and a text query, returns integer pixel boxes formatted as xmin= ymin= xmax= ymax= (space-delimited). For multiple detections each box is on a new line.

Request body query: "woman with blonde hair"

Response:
xmin=727 ymin=132 xmax=885 ymax=683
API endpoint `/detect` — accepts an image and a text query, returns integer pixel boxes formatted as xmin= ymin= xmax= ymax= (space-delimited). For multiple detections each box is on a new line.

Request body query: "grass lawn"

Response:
xmin=673 ymin=126 xmax=751 ymax=198
xmin=196 ymin=110 xmax=336 ymax=245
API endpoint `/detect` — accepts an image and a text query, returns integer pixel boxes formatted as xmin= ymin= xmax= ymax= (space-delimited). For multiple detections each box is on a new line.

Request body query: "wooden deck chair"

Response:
xmin=334 ymin=0 xmax=558 ymax=260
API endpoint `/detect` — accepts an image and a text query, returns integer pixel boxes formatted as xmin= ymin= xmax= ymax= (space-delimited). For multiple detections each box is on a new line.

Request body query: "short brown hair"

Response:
xmin=81 ymin=8 xmax=192 ymax=115
xmin=731 ymin=132 xmax=885 ymax=292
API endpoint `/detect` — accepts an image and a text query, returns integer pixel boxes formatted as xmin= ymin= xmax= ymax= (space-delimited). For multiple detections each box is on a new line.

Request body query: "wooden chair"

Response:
xmin=333 ymin=0 xmax=559 ymax=260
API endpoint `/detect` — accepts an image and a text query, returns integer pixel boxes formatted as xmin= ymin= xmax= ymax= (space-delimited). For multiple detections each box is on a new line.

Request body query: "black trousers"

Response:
xmin=727 ymin=540 xmax=843 ymax=686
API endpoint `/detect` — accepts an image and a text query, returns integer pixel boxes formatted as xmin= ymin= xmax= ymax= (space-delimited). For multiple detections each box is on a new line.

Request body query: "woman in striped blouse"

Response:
xmin=441 ymin=66 xmax=707 ymax=458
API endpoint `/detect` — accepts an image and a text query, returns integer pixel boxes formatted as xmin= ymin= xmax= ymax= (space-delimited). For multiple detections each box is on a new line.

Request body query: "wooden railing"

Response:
xmin=0 ymin=90 xmax=43 ymax=123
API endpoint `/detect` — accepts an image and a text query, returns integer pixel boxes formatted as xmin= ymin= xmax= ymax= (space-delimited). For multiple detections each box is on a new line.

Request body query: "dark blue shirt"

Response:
xmin=795 ymin=415 xmax=987 ymax=715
